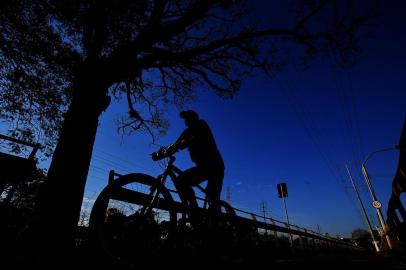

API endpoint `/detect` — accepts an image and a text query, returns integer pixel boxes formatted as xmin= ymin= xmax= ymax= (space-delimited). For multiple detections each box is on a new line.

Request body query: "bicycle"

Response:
xmin=88 ymin=145 xmax=235 ymax=264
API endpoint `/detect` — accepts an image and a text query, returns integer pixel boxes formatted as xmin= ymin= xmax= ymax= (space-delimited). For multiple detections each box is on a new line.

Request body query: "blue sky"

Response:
xmin=79 ymin=1 xmax=406 ymax=237
xmin=1 ymin=1 xmax=405 ymax=238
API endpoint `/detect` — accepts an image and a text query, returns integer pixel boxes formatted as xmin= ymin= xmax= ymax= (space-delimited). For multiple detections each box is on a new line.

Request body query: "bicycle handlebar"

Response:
xmin=151 ymin=148 xmax=167 ymax=161
xmin=151 ymin=143 xmax=179 ymax=161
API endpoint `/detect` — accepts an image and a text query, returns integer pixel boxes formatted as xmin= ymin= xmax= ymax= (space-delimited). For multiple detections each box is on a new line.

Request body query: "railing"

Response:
xmin=0 ymin=134 xmax=40 ymax=159
xmin=100 ymin=170 xmax=361 ymax=254
xmin=164 ymin=187 xmax=359 ymax=252
xmin=230 ymin=206 xmax=357 ymax=249
xmin=0 ymin=134 xmax=40 ymax=204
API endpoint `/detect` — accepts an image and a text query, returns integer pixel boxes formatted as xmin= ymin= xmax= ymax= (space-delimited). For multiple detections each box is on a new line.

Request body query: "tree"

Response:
xmin=0 ymin=167 xmax=46 ymax=253
xmin=351 ymin=228 xmax=377 ymax=249
xmin=0 ymin=0 xmax=371 ymax=248
xmin=351 ymin=228 xmax=369 ymax=239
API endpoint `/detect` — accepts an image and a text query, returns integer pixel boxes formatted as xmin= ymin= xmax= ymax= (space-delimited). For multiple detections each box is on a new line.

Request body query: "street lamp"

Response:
xmin=361 ymin=145 xmax=400 ymax=250
xmin=345 ymin=164 xmax=380 ymax=252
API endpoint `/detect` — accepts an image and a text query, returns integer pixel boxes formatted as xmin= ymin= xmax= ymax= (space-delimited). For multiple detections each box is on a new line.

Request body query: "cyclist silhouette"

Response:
xmin=165 ymin=110 xmax=225 ymax=222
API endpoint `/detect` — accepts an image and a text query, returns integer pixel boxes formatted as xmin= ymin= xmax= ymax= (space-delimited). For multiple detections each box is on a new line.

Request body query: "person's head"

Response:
xmin=179 ymin=110 xmax=199 ymax=127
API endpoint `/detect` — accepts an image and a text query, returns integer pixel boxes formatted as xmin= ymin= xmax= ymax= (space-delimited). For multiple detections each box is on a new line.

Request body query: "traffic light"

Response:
xmin=277 ymin=183 xmax=288 ymax=198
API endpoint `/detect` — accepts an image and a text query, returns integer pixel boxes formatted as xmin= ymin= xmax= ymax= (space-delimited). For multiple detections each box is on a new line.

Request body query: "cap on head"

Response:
xmin=179 ymin=110 xmax=199 ymax=121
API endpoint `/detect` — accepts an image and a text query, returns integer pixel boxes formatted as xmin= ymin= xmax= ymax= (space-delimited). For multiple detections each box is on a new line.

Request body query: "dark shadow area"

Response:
xmin=1 ymin=1 xmax=406 ymax=268
xmin=387 ymin=116 xmax=406 ymax=251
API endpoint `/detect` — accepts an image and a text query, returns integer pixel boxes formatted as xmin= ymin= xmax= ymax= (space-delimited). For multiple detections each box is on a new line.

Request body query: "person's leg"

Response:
xmin=205 ymin=170 xmax=224 ymax=216
xmin=174 ymin=167 xmax=205 ymax=209
xmin=199 ymin=170 xmax=225 ymax=253
xmin=174 ymin=167 xmax=208 ymax=229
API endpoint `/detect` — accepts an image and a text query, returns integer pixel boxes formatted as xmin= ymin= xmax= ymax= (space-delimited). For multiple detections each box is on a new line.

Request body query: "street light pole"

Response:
xmin=345 ymin=164 xmax=380 ymax=252
xmin=361 ymin=145 xmax=399 ymax=250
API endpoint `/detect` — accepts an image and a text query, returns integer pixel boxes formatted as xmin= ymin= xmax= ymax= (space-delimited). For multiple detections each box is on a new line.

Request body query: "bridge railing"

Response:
xmin=101 ymin=170 xmax=360 ymax=252
xmin=231 ymin=206 xmax=358 ymax=251
xmin=0 ymin=134 xmax=40 ymax=204
xmin=165 ymin=188 xmax=360 ymax=252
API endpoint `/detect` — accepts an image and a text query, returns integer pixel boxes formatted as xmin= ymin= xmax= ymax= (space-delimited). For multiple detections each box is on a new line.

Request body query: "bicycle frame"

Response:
xmin=139 ymin=155 xmax=183 ymax=216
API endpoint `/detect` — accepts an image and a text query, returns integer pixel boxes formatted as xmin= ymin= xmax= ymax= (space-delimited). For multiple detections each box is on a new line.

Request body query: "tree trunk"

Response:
xmin=34 ymin=61 xmax=111 ymax=250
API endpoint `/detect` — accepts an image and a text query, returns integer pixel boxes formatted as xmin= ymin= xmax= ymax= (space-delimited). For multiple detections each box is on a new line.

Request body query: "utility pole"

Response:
xmin=345 ymin=164 xmax=380 ymax=252
xmin=362 ymin=149 xmax=395 ymax=250
xmin=260 ymin=201 xmax=268 ymax=235
xmin=226 ymin=187 xmax=231 ymax=205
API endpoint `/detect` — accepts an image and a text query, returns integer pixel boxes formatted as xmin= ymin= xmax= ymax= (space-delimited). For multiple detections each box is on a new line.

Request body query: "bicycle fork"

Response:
xmin=139 ymin=172 xmax=170 ymax=216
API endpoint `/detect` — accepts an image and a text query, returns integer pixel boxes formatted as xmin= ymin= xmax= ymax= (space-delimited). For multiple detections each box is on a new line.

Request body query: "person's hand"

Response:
xmin=151 ymin=143 xmax=179 ymax=161
xmin=151 ymin=146 xmax=168 ymax=161
xmin=165 ymin=143 xmax=178 ymax=156
xmin=151 ymin=148 xmax=164 ymax=161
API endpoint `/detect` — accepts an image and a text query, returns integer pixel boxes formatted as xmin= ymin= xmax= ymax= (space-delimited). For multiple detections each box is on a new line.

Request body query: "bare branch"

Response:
xmin=294 ymin=0 xmax=329 ymax=30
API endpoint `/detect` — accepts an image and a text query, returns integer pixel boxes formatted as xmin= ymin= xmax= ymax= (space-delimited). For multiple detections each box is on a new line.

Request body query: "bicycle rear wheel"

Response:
xmin=89 ymin=173 xmax=177 ymax=265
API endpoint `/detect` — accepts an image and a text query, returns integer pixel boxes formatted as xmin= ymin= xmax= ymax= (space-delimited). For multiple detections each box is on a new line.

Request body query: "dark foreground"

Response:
xmin=0 ymin=210 xmax=404 ymax=269
xmin=1 ymin=237 xmax=405 ymax=269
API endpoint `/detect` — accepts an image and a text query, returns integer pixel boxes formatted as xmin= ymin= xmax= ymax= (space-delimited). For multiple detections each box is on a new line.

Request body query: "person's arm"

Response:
xmin=175 ymin=129 xmax=195 ymax=150
xmin=165 ymin=129 xmax=193 ymax=155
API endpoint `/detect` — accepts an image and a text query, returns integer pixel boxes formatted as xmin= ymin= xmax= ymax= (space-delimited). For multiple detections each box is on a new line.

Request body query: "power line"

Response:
xmin=332 ymin=70 xmax=366 ymax=182
xmin=345 ymin=164 xmax=380 ymax=251
xmin=89 ymin=163 xmax=109 ymax=173
xmin=87 ymin=173 xmax=107 ymax=183
xmin=277 ymin=77 xmax=344 ymax=185
xmin=277 ymin=76 xmax=367 ymax=226
xmin=93 ymin=147 xmax=156 ymax=174
xmin=345 ymin=71 xmax=365 ymax=160
xmin=336 ymin=73 xmax=359 ymax=162
xmin=328 ymin=55 xmax=368 ymax=196
xmin=92 ymin=155 xmax=134 ymax=174
xmin=345 ymin=162 xmax=377 ymax=227
xmin=336 ymin=165 xmax=376 ymax=227
xmin=344 ymin=72 xmax=371 ymax=196
xmin=89 ymin=151 xmax=158 ymax=183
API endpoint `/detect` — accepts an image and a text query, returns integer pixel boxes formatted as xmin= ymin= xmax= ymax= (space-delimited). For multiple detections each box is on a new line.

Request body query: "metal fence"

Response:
xmin=165 ymin=187 xmax=360 ymax=252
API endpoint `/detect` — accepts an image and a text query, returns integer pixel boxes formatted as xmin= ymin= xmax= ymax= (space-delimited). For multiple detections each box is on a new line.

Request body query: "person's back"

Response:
xmin=179 ymin=118 xmax=224 ymax=172
xmin=168 ymin=110 xmax=225 ymax=220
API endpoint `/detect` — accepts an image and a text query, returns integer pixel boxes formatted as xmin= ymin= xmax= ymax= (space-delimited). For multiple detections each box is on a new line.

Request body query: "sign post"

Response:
xmin=345 ymin=164 xmax=380 ymax=252
xmin=277 ymin=182 xmax=293 ymax=247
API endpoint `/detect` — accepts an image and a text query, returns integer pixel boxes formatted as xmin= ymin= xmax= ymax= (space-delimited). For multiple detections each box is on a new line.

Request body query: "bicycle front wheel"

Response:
xmin=89 ymin=173 xmax=177 ymax=265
